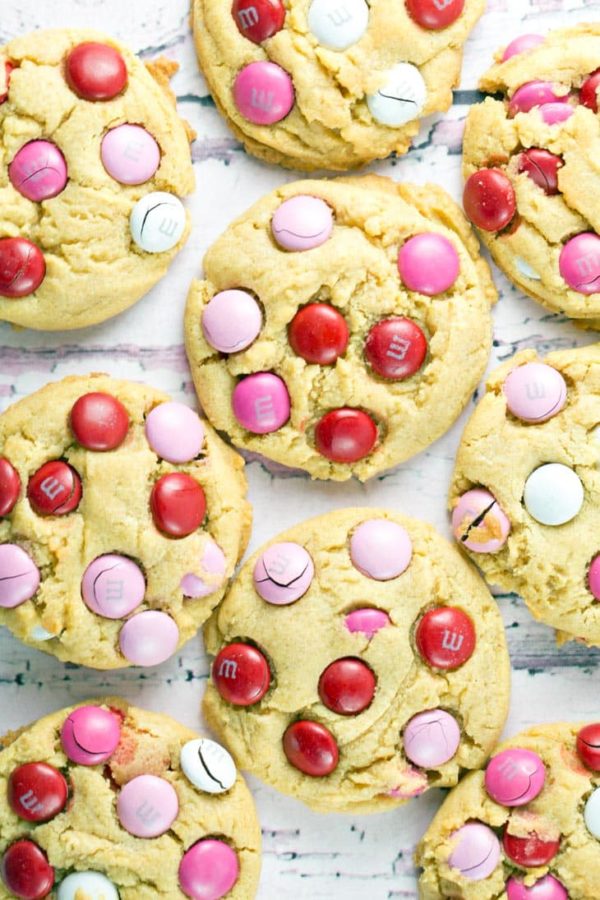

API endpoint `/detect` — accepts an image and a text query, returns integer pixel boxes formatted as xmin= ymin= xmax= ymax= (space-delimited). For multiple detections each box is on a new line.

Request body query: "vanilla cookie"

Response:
xmin=0 ymin=374 xmax=251 ymax=669
xmin=185 ymin=175 xmax=496 ymax=482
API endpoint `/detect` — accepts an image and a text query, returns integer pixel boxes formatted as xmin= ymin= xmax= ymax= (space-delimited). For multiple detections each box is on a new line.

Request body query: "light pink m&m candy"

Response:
xmin=81 ymin=554 xmax=145 ymax=618
xmin=502 ymin=34 xmax=545 ymax=61
xmin=448 ymin=822 xmax=501 ymax=881
xmin=560 ymin=233 xmax=600 ymax=294
xmin=253 ymin=541 xmax=314 ymax=604
xmin=233 ymin=61 xmax=294 ymax=125
xmin=101 ymin=124 xmax=160 ymax=185
xmin=485 ymin=748 xmax=546 ymax=806
xmin=398 ymin=233 xmax=460 ymax=296
xmin=452 ymin=488 xmax=510 ymax=553
xmin=181 ymin=539 xmax=226 ymax=598
xmin=202 ymin=289 xmax=262 ymax=353
xmin=540 ymin=103 xmax=573 ymax=125
xmin=349 ymin=519 xmax=412 ymax=580
xmin=117 ymin=774 xmax=178 ymax=838
xmin=503 ymin=363 xmax=567 ymax=423
xmin=232 ymin=372 xmax=290 ymax=433
xmin=119 ymin=610 xmax=179 ymax=667
xmin=509 ymin=81 xmax=568 ymax=117
xmin=271 ymin=195 xmax=334 ymax=251
xmin=9 ymin=140 xmax=68 ymax=202
xmin=60 ymin=705 xmax=121 ymax=765
xmin=345 ymin=608 xmax=391 ymax=638
xmin=145 ymin=401 xmax=205 ymax=463
xmin=506 ymin=875 xmax=568 ymax=900
xmin=403 ymin=709 xmax=460 ymax=767
xmin=0 ymin=544 xmax=40 ymax=608
xmin=179 ymin=839 xmax=239 ymax=900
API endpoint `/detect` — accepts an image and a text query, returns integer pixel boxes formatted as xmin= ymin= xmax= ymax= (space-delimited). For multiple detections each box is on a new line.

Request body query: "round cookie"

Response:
xmin=202 ymin=508 xmax=510 ymax=813
xmin=0 ymin=29 xmax=194 ymax=330
xmin=462 ymin=22 xmax=600 ymax=322
xmin=0 ymin=374 xmax=251 ymax=669
xmin=192 ymin=0 xmax=485 ymax=171
xmin=416 ymin=721 xmax=600 ymax=900
xmin=185 ymin=175 xmax=497 ymax=482
xmin=0 ymin=699 xmax=261 ymax=899
xmin=450 ymin=344 xmax=600 ymax=647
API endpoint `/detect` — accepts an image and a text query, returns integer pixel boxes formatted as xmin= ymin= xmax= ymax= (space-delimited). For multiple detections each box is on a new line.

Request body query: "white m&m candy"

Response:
xmin=523 ymin=463 xmax=584 ymax=526
xmin=57 ymin=871 xmax=119 ymax=900
xmin=308 ymin=0 xmax=369 ymax=51
xmin=585 ymin=787 xmax=600 ymax=839
xmin=130 ymin=191 xmax=186 ymax=253
xmin=367 ymin=63 xmax=427 ymax=126
xmin=180 ymin=738 xmax=237 ymax=794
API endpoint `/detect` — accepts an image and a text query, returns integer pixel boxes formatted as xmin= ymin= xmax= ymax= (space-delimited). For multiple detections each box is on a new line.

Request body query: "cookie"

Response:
xmin=185 ymin=175 xmax=496 ymax=482
xmin=202 ymin=508 xmax=510 ymax=814
xmin=0 ymin=374 xmax=251 ymax=669
xmin=450 ymin=344 xmax=600 ymax=647
xmin=191 ymin=0 xmax=484 ymax=171
xmin=462 ymin=22 xmax=600 ymax=322
xmin=416 ymin=721 xmax=600 ymax=900
xmin=0 ymin=698 xmax=261 ymax=899
xmin=0 ymin=28 xmax=195 ymax=330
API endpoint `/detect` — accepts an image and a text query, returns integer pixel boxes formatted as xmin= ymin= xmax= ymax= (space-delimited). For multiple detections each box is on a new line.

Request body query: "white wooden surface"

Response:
xmin=1 ymin=1 xmax=600 ymax=897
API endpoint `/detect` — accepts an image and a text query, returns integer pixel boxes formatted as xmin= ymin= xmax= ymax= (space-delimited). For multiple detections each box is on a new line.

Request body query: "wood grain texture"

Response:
xmin=1 ymin=1 xmax=600 ymax=896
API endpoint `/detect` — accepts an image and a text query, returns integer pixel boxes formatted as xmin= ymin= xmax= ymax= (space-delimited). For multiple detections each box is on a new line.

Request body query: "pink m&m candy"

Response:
xmin=233 ymin=61 xmax=294 ymax=125
xmin=81 ymin=554 xmax=145 ymax=618
xmin=485 ymin=748 xmax=546 ymax=806
xmin=179 ymin=839 xmax=239 ymax=900
xmin=349 ymin=519 xmax=412 ymax=580
xmin=344 ymin=607 xmax=391 ymax=638
xmin=452 ymin=488 xmax=510 ymax=553
xmin=560 ymin=233 xmax=600 ymax=294
xmin=9 ymin=140 xmax=68 ymax=202
xmin=506 ymin=875 xmax=568 ymax=900
xmin=271 ymin=196 xmax=334 ymax=251
xmin=119 ymin=610 xmax=179 ymax=667
xmin=202 ymin=289 xmax=262 ymax=353
xmin=253 ymin=541 xmax=314 ymax=604
xmin=503 ymin=362 xmax=567 ymax=423
xmin=232 ymin=372 xmax=290 ymax=433
xmin=180 ymin=538 xmax=226 ymax=598
xmin=145 ymin=401 xmax=205 ymax=463
xmin=502 ymin=34 xmax=545 ymax=61
xmin=403 ymin=709 xmax=460 ymax=767
xmin=539 ymin=103 xmax=574 ymax=126
xmin=117 ymin=774 xmax=178 ymax=838
xmin=448 ymin=822 xmax=501 ymax=881
xmin=509 ymin=81 xmax=568 ymax=117
xmin=60 ymin=705 xmax=121 ymax=765
xmin=588 ymin=554 xmax=600 ymax=601
xmin=101 ymin=124 xmax=160 ymax=185
xmin=0 ymin=544 xmax=40 ymax=608
xmin=398 ymin=233 xmax=460 ymax=296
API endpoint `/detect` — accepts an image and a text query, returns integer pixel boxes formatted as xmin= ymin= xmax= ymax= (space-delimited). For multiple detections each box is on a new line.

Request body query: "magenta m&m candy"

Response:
xmin=589 ymin=555 xmax=600 ymax=601
xmin=180 ymin=538 xmax=226 ymax=598
xmin=559 ymin=233 xmax=600 ymax=294
xmin=1 ymin=840 xmax=55 ymax=900
xmin=502 ymin=34 xmax=545 ymax=61
xmin=314 ymin=408 xmax=377 ymax=463
xmin=101 ymin=124 xmax=160 ymax=185
xmin=503 ymin=362 xmax=567 ymax=423
xmin=0 ymin=458 xmax=20 ymax=515
xmin=81 ymin=554 xmax=145 ymax=618
xmin=318 ymin=657 xmax=376 ymax=715
xmin=581 ymin=69 xmax=600 ymax=112
xmin=485 ymin=748 xmax=546 ymax=806
xmin=576 ymin=722 xmax=600 ymax=770
xmin=145 ymin=401 xmax=205 ymax=464
xmin=288 ymin=303 xmax=349 ymax=365
xmin=463 ymin=169 xmax=516 ymax=232
xmin=231 ymin=0 xmax=285 ymax=44
xmin=405 ymin=0 xmax=464 ymax=30
xmin=202 ymin=289 xmax=262 ymax=353
xmin=117 ymin=774 xmax=178 ymax=838
xmin=61 ymin=705 xmax=121 ymax=765
xmin=518 ymin=149 xmax=563 ymax=196
xmin=253 ymin=541 xmax=314 ymax=604
xmin=233 ymin=61 xmax=294 ymax=125
xmin=9 ymin=141 xmax=68 ymax=202
xmin=179 ymin=839 xmax=239 ymax=900
xmin=398 ymin=233 xmax=460 ymax=295
xmin=364 ymin=317 xmax=427 ymax=381
xmin=415 ymin=607 xmax=476 ymax=670
xmin=119 ymin=610 xmax=179 ymax=667
xmin=508 ymin=81 xmax=568 ymax=116
xmin=232 ymin=372 xmax=290 ymax=433
xmin=213 ymin=642 xmax=271 ymax=706
xmin=447 ymin=822 xmax=500 ymax=881
xmin=65 ymin=42 xmax=128 ymax=101
xmin=344 ymin=607 xmax=390 ymax=638
xmin=452 ymin=488 xmax=510 ymax=553
xmin=502 ymin=828 xmax=560 ymax=867
xmin=7 ymin=762 xmax=68 ymax=823
xmin=283 ymin=720 xmax=339 ymax=776
xmin=349 ymin=519 xmax=412 ymax=580
xmin=70 ymin=392 xmax=129 ymax=450
xmin=271 ymin=195 xmax=334 ymax=252
xmin=27 ymin=460 xmax=82 ymax=516
xmin=403 ymin=709 xmax=460 ymax=767
xmin=506 ymin=875 xmax=568 ymax=900
xmin=0 ymin=237 xmax=46 ymax=298
xmin=0 ymin=544 xmax=40 ymax=608
xmin=150 ymin=472 xmax=207 ymax=538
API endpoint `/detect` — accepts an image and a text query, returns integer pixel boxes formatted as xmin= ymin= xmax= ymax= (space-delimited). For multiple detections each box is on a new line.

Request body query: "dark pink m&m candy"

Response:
xmin=314 ymin=408 xmax=377 ymax=463
xmin=502 ymin=828 xmax=560 ymax=867
xmin=344 ymin=607 xmax=390 ymax=638
xmin=0 ymin=237 xmax=46 ymax=298
xmin=150 ymin=472 xmax=207 ymax=538
xmin=502 ymin=34 xmax=545 ymax=61
xmin=589 ymin=555 xmax=600 ymax=601
xmin=0 ymin=458 xmax=20 ymax=515
xmin=398 ymin=233 xmax=460 ymax=295
xmin=1 ymin=840 xmax=54 ymax=900
xmin=60 ymin=705 xmax=121 ymax=765
xmin=213 ymin=642 xmax=271 ymax=706
xmin=28 ymin=460 xmax=82 ymax=516
xmin=70 ymin=391 xmax=129 ymax=450
xmin=233 ymin=61 xmax=294 ymax=125
xmin=364 ymin=317 xmax=427 ymax=380
xmin=232 ymin=0 xmax=285 ymax=43
xmin=65 ymin=42 xmax=128 ymax=101
xmin=288 ymin=303 xmax=349 ymax=365
xmin=518 ymin=148 xmax=563 ymax=196
xmin=405 ymin=0 xmax=464 ymax=30
xmin=9 ymin=141 xmax=68 ymax=203
xmin=559 ymin=233 xmax=600 ymax=294
xmin=508 ymin=81 xmax=568 ymax=117
xmin=8 ymin=762 xmax=68 ymax=823
xmin=506 ymin=875 xmax=567 ymax=900
xmin=283 ymin=720 xmax=339 ymax=776
xmin=485 ymin=748 xmax=545 ymax=806
xmin=318 ymin=657 xmax=376 ymax=715
xmin=581 ymin=69 xmax=600 ymax=112
xmin=576 ymin=722 xmax=600 ymax=770
xmin=232 ymin=372 xmax=291 ymax=434
xmin=415 ymin=607 xmax=476 ymax=670
xmin=179 ymin=839 xmax=239 ymax=900
xmin=463 ymin=169 xmax=516 ymax=232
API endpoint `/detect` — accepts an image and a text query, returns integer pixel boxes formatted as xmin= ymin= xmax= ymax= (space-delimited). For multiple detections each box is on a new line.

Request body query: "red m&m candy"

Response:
xmin=576 ymin=723 xmax=600 ymax=770
xmin=415 ymin=607 xmax=476 ymax=670
xmin=581 ymin=69 xmax=600 ymax=113
xmin=318 ymin=657 xmax=376 ymax=715
xmin=1 ymin=840 xmax=54 ymax=900
xmin=518 ymin=149 xmax=563 ymax=196
xmin=502 ymin=828 xmax=560 ymax=867
xmin=288 ymin=303 xmax=349 ymax=365
xmin=463 ymin=169 xmax=516 ymax=232
xmin=70 ymin=392 xmax=129 ymax=451
xmin=150 ymin=473 xmax=206 ymax=538
xmin=0 ymin=458 xmax=20 ymax=516
xmin=28 ymin=461 xmax=82 ymax=516
xmin=364 ymin=317 xmax=427 ymax=380
xmin=283 ymin=720 xmax=339 ymax=776
xmin=0 ymin=237 xmax=45 ymax=298
xmin=232 ymin=0 xmax=286 ymax=43
xmin=405 ymin=0 xmax=464 ymax=29
xmin=314 ymin=408 xmax=377 ymax=463
xmin=0 ymin=61 xmax=14 ymax=104
xmin=7 ymin=762 xmax=68 ymax=823
xmin=213 ymin=642 xmax=271 ymax=706
xmin=65 ymin=42 xmax=128 ymax=101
